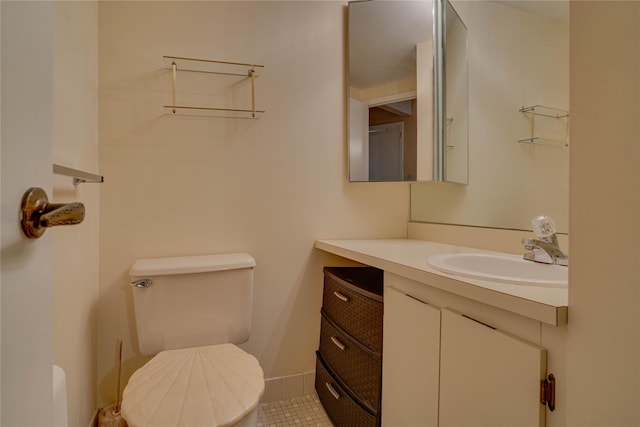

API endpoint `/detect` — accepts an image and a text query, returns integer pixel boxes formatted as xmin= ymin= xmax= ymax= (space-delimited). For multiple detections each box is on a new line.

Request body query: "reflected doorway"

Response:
xmin=369 ymin=122 xmax=404 ymax=181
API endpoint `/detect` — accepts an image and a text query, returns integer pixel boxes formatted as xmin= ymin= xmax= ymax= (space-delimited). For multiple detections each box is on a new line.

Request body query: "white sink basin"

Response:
xmin=426 ymin=253 xmax=568 ymax=287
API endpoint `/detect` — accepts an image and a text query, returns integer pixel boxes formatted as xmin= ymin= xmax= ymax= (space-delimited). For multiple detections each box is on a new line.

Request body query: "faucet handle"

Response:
xmin=531 ymin=215 xmax=557 ymax=239
xmin=531 ymin=215 xmax=561 ymax=249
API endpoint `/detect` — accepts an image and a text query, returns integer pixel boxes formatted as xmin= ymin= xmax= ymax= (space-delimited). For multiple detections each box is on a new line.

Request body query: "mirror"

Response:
xmin=411 ymin=1 xmax=569 ymax=232
xmin=439 ymin=0 xmax=469 ymax=183
xmin=347 ymin=0 xmax=468 ymax=183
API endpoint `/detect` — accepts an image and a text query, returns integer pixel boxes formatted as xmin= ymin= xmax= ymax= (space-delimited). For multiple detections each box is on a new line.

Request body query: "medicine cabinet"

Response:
xmin=348 ymin=0 xmax=468 ymax=183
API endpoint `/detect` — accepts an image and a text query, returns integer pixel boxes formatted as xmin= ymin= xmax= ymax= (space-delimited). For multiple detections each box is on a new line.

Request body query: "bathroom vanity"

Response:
xmin=316 ymin=238 xmax=568 ymax=427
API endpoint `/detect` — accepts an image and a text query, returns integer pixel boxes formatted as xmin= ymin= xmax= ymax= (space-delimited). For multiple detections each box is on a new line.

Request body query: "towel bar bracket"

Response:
xmin=53 ymin=164 xmax=104 ymax=186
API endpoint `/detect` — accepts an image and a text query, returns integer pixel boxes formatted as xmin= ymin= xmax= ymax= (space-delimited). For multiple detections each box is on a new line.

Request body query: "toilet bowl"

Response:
xmin=121 ymin=254 xmax=264 ymax=427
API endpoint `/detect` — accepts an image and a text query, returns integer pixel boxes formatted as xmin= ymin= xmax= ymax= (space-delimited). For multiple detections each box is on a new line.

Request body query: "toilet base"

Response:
xmin=234 ymin=408 xmax=258 ymax=427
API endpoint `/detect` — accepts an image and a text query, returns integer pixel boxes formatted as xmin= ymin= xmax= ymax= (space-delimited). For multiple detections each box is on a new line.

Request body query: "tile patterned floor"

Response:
xmin=257 ymin=394 xmax=333 ymax=427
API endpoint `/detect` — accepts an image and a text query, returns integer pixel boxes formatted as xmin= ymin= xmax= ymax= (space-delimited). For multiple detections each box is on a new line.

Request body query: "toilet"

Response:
xmin=121 ymin=253 xmax=264 ymax=427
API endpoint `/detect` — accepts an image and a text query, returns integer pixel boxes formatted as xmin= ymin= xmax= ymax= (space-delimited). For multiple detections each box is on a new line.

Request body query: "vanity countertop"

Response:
xmin=315 ymin=239 xmax=568 ymax=326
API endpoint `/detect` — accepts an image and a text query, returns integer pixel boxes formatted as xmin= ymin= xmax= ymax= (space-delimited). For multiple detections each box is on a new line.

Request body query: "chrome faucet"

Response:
xmin=522 ymin=216 xmax=568 ymax=266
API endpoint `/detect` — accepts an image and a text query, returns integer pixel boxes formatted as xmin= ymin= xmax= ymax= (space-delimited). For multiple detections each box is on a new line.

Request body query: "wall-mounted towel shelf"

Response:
xmin=163 ymin=55 xmax=265 ymax=119
xmin=53 ymin=164 xmax=104 ymax=186
xmin=518 ymin=105 xmax=569 ymax=147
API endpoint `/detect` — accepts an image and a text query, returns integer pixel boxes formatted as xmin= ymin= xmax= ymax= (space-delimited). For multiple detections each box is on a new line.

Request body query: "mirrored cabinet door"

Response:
xmin=348 ymin=0 xmax=468 ymax=183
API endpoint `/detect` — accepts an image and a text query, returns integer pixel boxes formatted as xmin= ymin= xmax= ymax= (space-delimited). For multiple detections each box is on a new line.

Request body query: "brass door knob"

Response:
xmin=20 ymin=187 xmax=85 ymax=239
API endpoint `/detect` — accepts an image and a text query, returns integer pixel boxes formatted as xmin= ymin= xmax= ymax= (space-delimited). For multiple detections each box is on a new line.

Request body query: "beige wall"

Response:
xmin=567 ymin=2 xmax=640 ymax=425
xmin=52 ymin=2 xmax=100 ymax=426
xmin=411 ymin=1 xmax=569 ymax=232
xmin=97 ymin=1 xmax=409 ymax=406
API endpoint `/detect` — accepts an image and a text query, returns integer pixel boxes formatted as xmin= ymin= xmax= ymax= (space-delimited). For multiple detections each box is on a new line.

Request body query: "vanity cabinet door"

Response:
xmin=382 ymin=287 xmax=441 ymax=427
xmin=439 ymin=308 xmax=547 ymax=427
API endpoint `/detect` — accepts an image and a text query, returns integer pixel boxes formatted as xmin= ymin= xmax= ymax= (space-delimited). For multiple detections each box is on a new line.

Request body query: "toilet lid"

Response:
xmin=122 ymin=344 xmax=264 ymax=427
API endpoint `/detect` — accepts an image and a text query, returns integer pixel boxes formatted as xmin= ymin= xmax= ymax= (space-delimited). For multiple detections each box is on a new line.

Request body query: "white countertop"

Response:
xmin=315 ymin=239 xmax=568 ymax=326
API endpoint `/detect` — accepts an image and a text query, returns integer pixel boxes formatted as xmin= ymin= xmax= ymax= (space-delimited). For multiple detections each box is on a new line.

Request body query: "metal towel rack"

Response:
xmin=53 ymin=164 xmax=104 ymax=186
xmin=163 ymin=55 xmax=265 ymax=119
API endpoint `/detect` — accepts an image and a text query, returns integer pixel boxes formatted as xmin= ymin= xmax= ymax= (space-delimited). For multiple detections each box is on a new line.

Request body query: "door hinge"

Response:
xmin=540 ymin=373 xmax=556 ymax=411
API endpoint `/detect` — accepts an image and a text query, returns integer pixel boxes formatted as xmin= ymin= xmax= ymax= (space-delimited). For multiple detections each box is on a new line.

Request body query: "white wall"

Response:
xmin=411 ymin=1 xmax=569 ymax=232
xmin=567 ymin=2 xmax=640 ymax=425
xmin=97 ymin=1 xmax=409 ymax=406
xmin=52 ymin=2 xmax=100 ymax=426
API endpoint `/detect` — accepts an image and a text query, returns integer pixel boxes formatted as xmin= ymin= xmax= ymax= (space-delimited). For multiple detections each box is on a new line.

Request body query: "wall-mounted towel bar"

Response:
xmin=163 ymin=55 xmax=265 ymax=119
xmin=162 ymin=56 xmax=264 ymax=77
xmin=53 ymin=164 xmax=104 ymax=186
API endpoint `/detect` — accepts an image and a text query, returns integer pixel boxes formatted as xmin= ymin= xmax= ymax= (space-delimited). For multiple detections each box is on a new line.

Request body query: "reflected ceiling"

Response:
xmin=349 ymin=1 xmax=432 ymax=90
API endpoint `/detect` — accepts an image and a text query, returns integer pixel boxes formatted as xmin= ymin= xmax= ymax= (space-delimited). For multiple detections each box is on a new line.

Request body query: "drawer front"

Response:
xmin=319 ymin=314 xmax=381 ymax=413
xmin=322 ymin=273 xmax=383 ymax=353
xmin=323 ymin=267 xmax=383 ymax=300
xmin=315 ymin=354 xmax=379 ymax=427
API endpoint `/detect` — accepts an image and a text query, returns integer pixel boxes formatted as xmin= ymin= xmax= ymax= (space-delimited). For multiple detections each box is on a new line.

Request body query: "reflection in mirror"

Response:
xmin=348 ymin=0 xmax=468 ymax=183
xmin=443 ymin=0 xmax=468 ymax=183
xmin=411 ymin=1 xmax=569 ymax=232
xmin=348 ymin=0 xmax=431 ymax=182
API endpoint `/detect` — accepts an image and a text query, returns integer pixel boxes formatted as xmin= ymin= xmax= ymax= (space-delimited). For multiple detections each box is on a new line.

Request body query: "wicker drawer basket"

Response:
xmin=318 ymin=312 xmax=382 ymax=413
xmin=322 ymin=267 xmax=383 ymax=354
xmin=315 ymin=353 xmax=378 ymax=427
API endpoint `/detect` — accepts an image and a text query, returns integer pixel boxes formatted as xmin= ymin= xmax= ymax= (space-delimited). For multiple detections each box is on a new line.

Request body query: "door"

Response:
xmin=369 ymin=122 xmax=404 ymax=181
xmin=1 ymin=2 xmax=55 ymax=425
xmin=439 ymin=308 xmax=547 ymax=427
xmin=382 ymin=287 xmax=440 ymax=426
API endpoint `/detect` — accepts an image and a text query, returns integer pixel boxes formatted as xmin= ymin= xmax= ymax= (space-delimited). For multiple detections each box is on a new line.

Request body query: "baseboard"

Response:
xmin=260 ymin=371 xmax=316 ymax=403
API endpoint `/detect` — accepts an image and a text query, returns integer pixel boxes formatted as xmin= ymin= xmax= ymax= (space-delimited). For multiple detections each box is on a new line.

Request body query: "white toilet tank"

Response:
xmin=129 ymin=253 xmax=256 ymax=355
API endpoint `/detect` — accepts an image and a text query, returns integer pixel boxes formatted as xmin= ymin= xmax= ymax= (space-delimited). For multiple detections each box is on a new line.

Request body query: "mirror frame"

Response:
xmin=433 ymin=0 xmax=445 ymax=181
